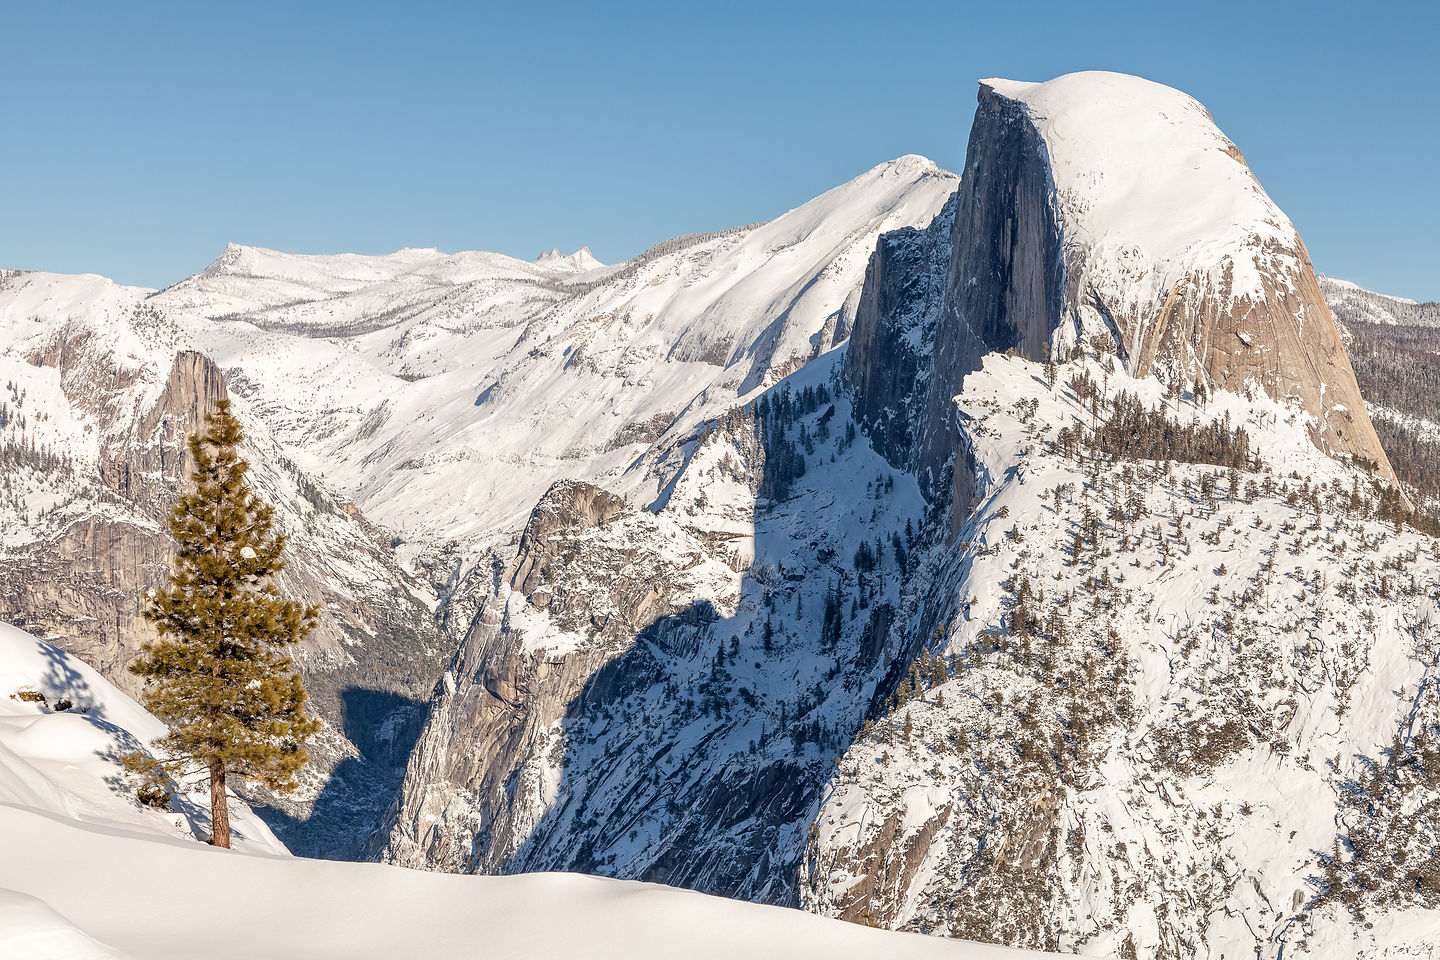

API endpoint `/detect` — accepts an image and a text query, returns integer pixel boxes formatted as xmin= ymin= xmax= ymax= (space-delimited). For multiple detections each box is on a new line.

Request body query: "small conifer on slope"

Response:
xmin=125 ymin=400 xmax=320 ymax=848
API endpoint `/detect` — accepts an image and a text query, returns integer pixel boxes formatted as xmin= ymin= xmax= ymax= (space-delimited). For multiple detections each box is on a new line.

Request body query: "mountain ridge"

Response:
xmin=2 ymin=71 xmax=1438 ymax=959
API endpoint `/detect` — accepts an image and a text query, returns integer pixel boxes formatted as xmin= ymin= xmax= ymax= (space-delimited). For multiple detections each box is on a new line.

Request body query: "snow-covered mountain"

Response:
xmin=374 ymin=71 xmax=1440 ymax=958
xmin=0 ymin=156 xmax=958 ymax=857
xmin=804 ymin=72 xmax=1439 ymax=956
xmin=1320 ymin=275 xmax=1440 ymax=329
xmin=3 ymin=68 xmax=1438 ymax=960
xmin=804 ymin=351 xmax=1440 ymax=956
xmin=0 ymin=805 xmax=1035 ymax=960
xmin=1319 ymin=277 xmax=1440 ymax=526
xmin=0 ymin=269 xmax=450 ymax=857
xmin=848 ymin=72 xmax=1393 ymax=516
xmin=146 ymin=155 xmax=955 ymax=617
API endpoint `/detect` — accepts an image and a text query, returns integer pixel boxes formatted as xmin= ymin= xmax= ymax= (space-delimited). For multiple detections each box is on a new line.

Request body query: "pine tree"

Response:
xmin=125 ymin=401 xmax=320 ymax=848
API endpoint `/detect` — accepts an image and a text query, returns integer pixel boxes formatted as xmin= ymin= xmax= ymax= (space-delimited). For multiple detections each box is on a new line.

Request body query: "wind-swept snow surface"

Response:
xmin=0 ymin=887 xmax=129 ymax=960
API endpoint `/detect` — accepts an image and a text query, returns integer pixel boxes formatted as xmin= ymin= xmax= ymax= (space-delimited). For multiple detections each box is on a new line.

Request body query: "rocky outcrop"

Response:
xmin=847 ymin=85 xmax=1067 ymax=507
xmin=381 ymin=479 xmax=735 ymax=873
xmin=103 ymin=349 xmax=227 ymax=503
xmin=1 ymin=347 xmax=228 ymax=693
xmin=989 ymin=74 xmax=1393 ymax=481
xmin=509 ymin=481 xmax=629 ymax=618
xmin=379 ymin=382 xmax=934 ymax=901
xmin=845 ymin=194 xmax=958 ymax=481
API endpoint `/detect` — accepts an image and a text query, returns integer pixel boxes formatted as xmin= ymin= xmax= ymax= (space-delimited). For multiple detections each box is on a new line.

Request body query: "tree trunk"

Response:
xmin=209 ymin=759 xmax=231 ymax=848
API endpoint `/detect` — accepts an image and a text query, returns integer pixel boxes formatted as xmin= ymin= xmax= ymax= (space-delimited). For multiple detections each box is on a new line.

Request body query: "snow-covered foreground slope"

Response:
xmin=2 ymin=803 xmax=1061 ymax=960
xmin=0 ymin=886 xmax=129 ymax=960
xmin=0 ymin=622 xmax=283 ymax=851
xmin=0 ymin=806 xmax=1050 ymax=960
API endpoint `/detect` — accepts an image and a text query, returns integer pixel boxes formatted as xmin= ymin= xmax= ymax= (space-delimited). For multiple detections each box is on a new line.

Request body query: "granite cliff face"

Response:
xmin=849 ymin=72 xmax=1398 ymax=528
xmin=380 ymin=478 xmax=744 ymax=874
xmin=808 ymin=74 xmax=1434 ymax=958
xmin=2 ymin=339 xmax=225 ymax=683
xmin=2 ymin=159 xmax=957 ymax=866
xmin=379 ymin=369 xmax=933 ymax=902
xmin=846 ymin=82 xmax=1069 ymax=512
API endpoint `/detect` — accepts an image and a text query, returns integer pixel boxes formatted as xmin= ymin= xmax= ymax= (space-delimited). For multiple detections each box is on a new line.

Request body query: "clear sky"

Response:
xmin=2 ymin=0 xmax=1435 ymax=299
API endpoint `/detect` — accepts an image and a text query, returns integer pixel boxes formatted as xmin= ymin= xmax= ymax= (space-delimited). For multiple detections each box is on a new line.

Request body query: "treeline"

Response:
xmin=0 ymin=434 xmax=74 ymax=474
xmin=752 ymin=381 xmax=832 ymax=501
xmin=563 ymin=222 xmax=765 ymax=294
xmin=1053 ymin=388 xmax=1253 ymax=470
xmin=1345 ymin=318 xmax=1440 ymax=514
xmin=1 ymin=394 xmax=74 ymax=476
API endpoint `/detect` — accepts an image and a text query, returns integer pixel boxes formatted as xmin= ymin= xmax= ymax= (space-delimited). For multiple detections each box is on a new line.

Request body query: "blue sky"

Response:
xmin=2 ymin=0 xmax=1436 ymax=299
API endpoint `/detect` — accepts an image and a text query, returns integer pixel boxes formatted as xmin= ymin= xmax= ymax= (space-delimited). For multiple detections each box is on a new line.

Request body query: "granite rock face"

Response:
xmin=1 ymin=344 xmax=228 ymax=686
xmin=845 ymin=193 xmax=960 ymax=487
xmin=380 ymin=478 xmax=744 ymax=875
xmin=807 ymin=75 xmax=1430 ymax=959
xmin=378 ymin=376 xmax=932 ymax=902
xmin=846 ymin=82 xmax=1068 ymax=520
xmin=848 ymin=74 xmax=1399 ymax=530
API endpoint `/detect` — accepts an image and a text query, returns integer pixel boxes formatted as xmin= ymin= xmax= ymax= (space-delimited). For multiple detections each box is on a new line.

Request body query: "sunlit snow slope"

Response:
xmin=150 ymin=156 xmax=958 ymax=584
xmin=0 ymin=803 xmax=1054 ymax=960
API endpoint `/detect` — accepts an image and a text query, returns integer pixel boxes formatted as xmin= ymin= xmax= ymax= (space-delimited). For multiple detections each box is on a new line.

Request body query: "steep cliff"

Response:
xmin=848 ymin=72 xmax=1398 ymax=524
xmin=989 ymin=73 xmax=1393 ymax=482
xmin=381 ymin=478 xmax=742 ymax=873
xmin=380 ymin=364 xmax=932 ymax=901
xmin=807 ymin=72 xmax=1434 ymax=957
xmin=5 ymin=69 xmax=1433 ymax=957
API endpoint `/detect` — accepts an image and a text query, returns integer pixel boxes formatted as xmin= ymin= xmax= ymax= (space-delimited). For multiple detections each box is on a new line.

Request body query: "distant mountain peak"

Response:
xmin=877 ymin=154 xmax=939 ymax=175
xmin=535 ymin=246 xmax=603 ymax=271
